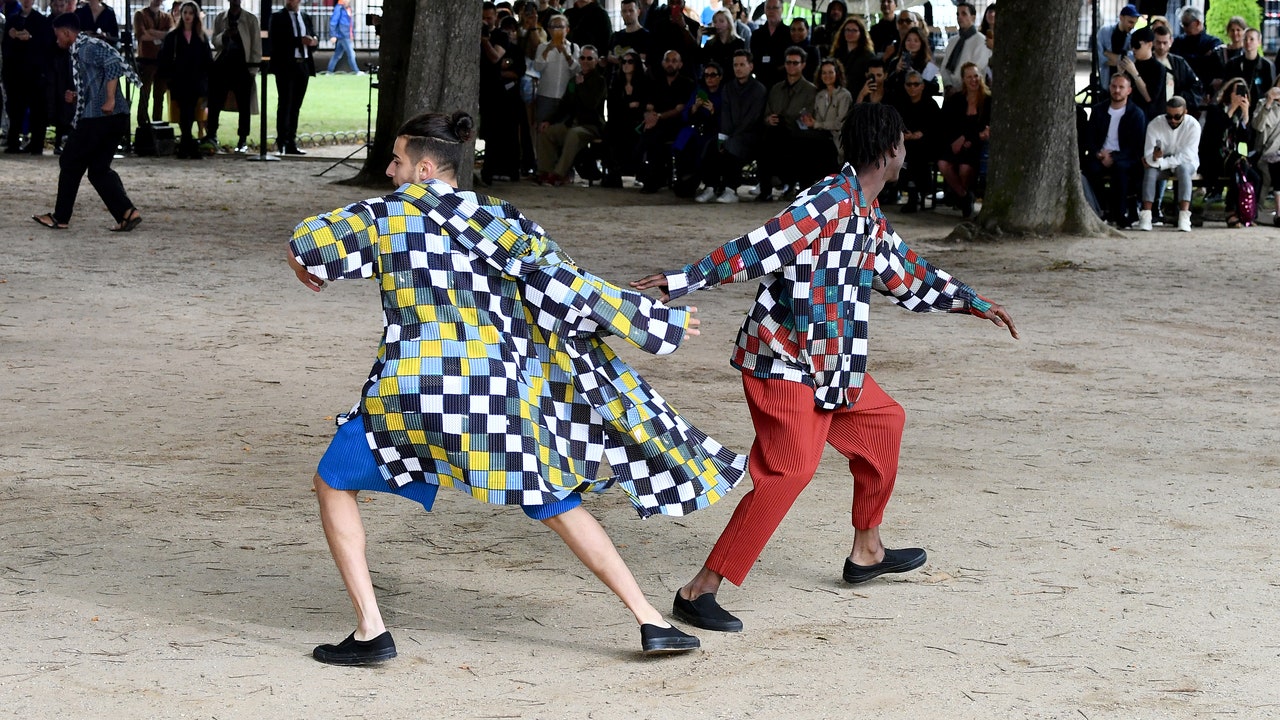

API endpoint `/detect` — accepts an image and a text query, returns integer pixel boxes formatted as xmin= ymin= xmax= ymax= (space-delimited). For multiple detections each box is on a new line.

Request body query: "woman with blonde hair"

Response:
xmin=936 ymin=61 xmax=990 ymax=217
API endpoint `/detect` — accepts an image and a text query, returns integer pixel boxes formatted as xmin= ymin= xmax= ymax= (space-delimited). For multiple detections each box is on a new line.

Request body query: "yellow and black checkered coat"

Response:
xmin=290 ymin=180 xmax=745 ymax=518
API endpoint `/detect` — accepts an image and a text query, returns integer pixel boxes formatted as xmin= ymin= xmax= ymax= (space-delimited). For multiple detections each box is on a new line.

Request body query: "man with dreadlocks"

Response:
xmin=632 ymin=102 xmax=1019 ymax=633
xmin=33 ymin=13 xmax=142 ymax=232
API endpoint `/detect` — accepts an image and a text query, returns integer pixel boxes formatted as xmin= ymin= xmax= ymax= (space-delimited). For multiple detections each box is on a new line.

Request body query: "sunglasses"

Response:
xmin=579 ymin=55 xmax=596 ymax=60
xmin=905 ymin=81 xmax=923 ymax=86
xmin=704 ymin=72 xmax=720 ymax=78
xmin=784 ymin=59 xmax=803 ymax=65
xmin=622 ymin=58 xmax=636 ymax=64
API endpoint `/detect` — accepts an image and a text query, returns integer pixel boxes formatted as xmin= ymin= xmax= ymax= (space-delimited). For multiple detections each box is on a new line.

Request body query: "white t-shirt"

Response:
xmin=1103 ymin=106 xmax=1125 ymax=152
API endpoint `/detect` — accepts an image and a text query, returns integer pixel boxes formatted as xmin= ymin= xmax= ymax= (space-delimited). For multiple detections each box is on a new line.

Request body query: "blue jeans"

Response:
xmin=327 ymin=36 xmax=360 ymax=73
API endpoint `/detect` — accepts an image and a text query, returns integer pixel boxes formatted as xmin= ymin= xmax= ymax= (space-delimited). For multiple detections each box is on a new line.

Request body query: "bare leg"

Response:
xmin=314 ymin=473 xmax=387 ymax=640
xmin=679 ymin=565 xmax=724 ymax=601
xmin=540 ymin=506 xmax=668 ymax=627
xmin=849 ymin=526 xmax=885 ymax=566
xmin=937 ymin=159 xmax=966 ymax=196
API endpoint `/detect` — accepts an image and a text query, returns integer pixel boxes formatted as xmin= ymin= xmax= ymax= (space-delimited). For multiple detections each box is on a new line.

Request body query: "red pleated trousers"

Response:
xmin=704 ymin=373 xmax=906 ymax=586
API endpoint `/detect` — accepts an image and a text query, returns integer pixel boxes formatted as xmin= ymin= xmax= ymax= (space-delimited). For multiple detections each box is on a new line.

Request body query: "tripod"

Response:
xmin=318 ymin=63 xmax=378 ymax=176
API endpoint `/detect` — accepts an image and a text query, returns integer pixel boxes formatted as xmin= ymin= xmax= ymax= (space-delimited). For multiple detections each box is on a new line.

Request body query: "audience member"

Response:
xmin=756 ymin=45 xmax=831 ymax=202
xmin=532 ymin=13 xmax=581 ymax=123
xmin=810 ymin=0 xmax=845 ymax=54
xmin=2 ymin=0 xmax=52 ymax=154
xmin=1251 ymin=78 xmax=1280 ymax=226
xmin=516 ymin=1 xmax=545 ymax=176
xmin=1223 ymin=28 xmax=1274 ymax=104
xmin=208 ymin=0 xmax=261 ymax=154
xmin=481 ymin=9 xmax=525 ymax=183
xmin=855 ymin=59 xmax=887 ymax=104
xmin=74 ymin=0 xmax=118 ymax=45
xmin=537 ymin=44 xmax=606 ymax=185
xmin=268 ymin=0 xmax=318 ymax=155
xmin=678 ymin=61 xmax=724 ymax=199
xmin=748 ymin=0 xmax=789 ymax=89
xmin=1152 ymin=22 xmax=1203 ymax=113
xmin=1215 ymin=14 xmax=1246 ymax=82
xmin=892 ymin=68 xmax=941 ymax=213
xmin=159 ymin=1 xmax=211 ymax=159
xmin=1119 ymin=27 xmax=1167 ymax=119
xmin=1171 ymin=6 xmax=1223 ymax=95
xmin=607 ymin=0 xmax=650 ymax=68
xmin=133 ymin=0 xmax=172 ymax=125
xmin=940 ymin=2 xmax=989 ymax=95
xmin=638 ymin=48 xmax=693 ymax=192
xmin=701 ymin=8 xmax=743 ymax=75
xmin=885 ymin=25 xmax=938 ymax=101
xmin=1096 ymin=3 xmax=1138 ymax=91
xmin=788 ymin=17 xmax=820 ymax=81
xmin=647 ymin=0 xmax=698 ymax=77
xmin=48 ymin=0 xmax=75 ymax=152
xmin=1138 ymin=95 xmax=1200 ymax=232
xmin=938 ymin=62 xmax=992 ymax=218
xmin=869 ymin=0 xmax=898 ymax=54
xmin=1082 ymin=73 xmax=1146 ymax=228
xmin=880 ymin=9 xmax=922 ymax=62
xmin=602 ymin=49 xmax=649 ymax=186
xmin=809 ymin=58 xmax=851 ymax=163
xmin=698 ymin=48 xmax=764 ymax=203
xmin=1202 ymin=77 xmax=1258 ymax=227
xmin=565 ymin=0 xmax=611 ymax=57
xmin=829 ymin=16 xmax=875 ymax=96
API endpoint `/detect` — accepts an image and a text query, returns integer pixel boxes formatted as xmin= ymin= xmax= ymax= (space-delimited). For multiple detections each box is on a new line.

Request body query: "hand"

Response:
xmin=1151 ymin=146 xmax=1163 ymax=161
xmin=287 ymin=251 xmax=326 ymax=292
xmin=102 ymin=97 xmax=115 ymax=114
xmin=950 ymin=136 xmax=965 ymax=155
xmin=980 ymin=303 xmax=1019 ymax=339
xmin=765 ymin=113 xmax=779 ymax=126
xmin=642 ymin=110 xmax=659 ymax=130
xmin=800 ymin=112 xmax=814 ymax=128
xmin=978 ymin=125 xmax=990 ymax=141
xmin=630 ymin=272 xmax=671 ymax=303
xmin=65 ymin=90 xmax=76 ymax=103
xmin=302 ymin=35 xmax=318 ymax=47
xmin=538 ymin=120 xmax=549 ymax=132
xmin=683 ymin=307 xmax=700 ymax=339
xmin=1118 ymin=56 xmax=1136 ymax=76
xmin=1098 ymin=149 xmax=1113 ymax=168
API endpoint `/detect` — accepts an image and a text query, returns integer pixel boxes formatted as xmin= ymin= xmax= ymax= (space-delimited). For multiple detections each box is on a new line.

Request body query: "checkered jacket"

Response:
xmin=664 ymin=164 xmax=993 ymax=410
xmin=290 ymin=180 xmax=745 ymax=518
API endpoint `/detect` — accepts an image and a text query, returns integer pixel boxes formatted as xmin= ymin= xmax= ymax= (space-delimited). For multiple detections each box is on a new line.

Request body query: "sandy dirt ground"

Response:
xmin=1 ymin=152 xmax=1278 ymax=720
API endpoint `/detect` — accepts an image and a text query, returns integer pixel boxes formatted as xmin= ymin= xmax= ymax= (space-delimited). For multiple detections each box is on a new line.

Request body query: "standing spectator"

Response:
xmin=940 ymin=2 xmax=989 ymax=95
xmin=637 ymin=48 xmax=693 ymax=192
xmin=788 ymin=17 xmax=820 ymax=81
xmin=532 ymin=13 xmax=580 ymax=123
xmin=159 ymin=0 xmax=211 ymax=159
xmin=607 ymin=0 xmax=650 ymax=68
xmin=1251 ymin=78 xmax=1280 ymax=226
xmin=937 ymin=62 xmax=992 ymax=218
xmin=1082 ymin=73 xmax=1146 ymax=228
xmin=32 ymin=13 xmax=141 ymax=232
xmin=699 ymin=0 xmax=722 ymax=26
xmin=829 ymin=16 xmax=875 ymax=96
xmin=699 ymin=48 xmax=764 ymax=203
xmin=536 ymin=44 xmax=606 ymax=185
xmin=1171 ymin=6 xmax=1223 ymax=95
xmin=885 ymin=25 xmax=939 ymax=101
xmin=748 ymin=0 xmax=789 ymax=90
xmin=1138 ymin=96 xmax=1200 ymax=232
xmin=869 ymin=0 xmax=898 ymax=54
xmin=326 ymin=0 xmax=360 ymax=74
xmin=268 ymin=0 xmax=318 ymax=155
xmin=724 ymin=0 xmax=751 ymax=46
xmin=132 ymin=0 xmax=172 ymax=125
xmin=1152 ymin=22 xmax=1203 ymax=113
xmin=1215 ymin=14 xmax=1246 ymax=87
xmin=208 ymin=0 xmax=261 ymax=154
xmin=1223 ymin=28 xmax=1274 ymax=105
xmin=892 ymin=68 xmax=941 ymax=213
xmin=47 ymin=0 xmax=75 ymax=153
xmin=602 ymin=49 xmax=649 ymax=186
xmin=809 ymin=58 xmax=851 ymax=163
xmin=810 ymin=0 xmax=845 ymax=54
xmin=74 ymin=0 xmax=119 ymax=46
xmin=564 ymin=0 xmax=611 ymax=57
xmin=2 ymin=0 xmax=52 ymax=154
xmin=701 ymin=8 xmax=743 ymax=75
xmin=756 ymin=46 xmax=822 ymax=202
xmin=516 ymin=1 xmax=545 ymax=177
xmin=1096 ymin=3 xmax=1139 ymax=92
xmin=480 ymin=8 xmax=524 ymax=183
xmin=1120 ymin=27 xmax=1168 ymax=120
xmin=646 ymin=0 xmax=697 ymax=79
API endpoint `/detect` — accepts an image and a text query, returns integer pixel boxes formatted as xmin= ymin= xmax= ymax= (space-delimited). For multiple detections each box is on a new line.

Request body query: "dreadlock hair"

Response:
xmin=841 ymin=103 xmax=906 ymax=172
xmin=396 ymin=111 xmax=475 ymax=176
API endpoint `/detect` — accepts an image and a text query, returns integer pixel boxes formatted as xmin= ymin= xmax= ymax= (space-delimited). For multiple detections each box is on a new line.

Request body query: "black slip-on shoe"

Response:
xmin=672 ymin=591 xmax=743 ymax=632
xmin=312 ymin=631 xmax=397 ymax=665
xmin=842 ymin=547 xmax=927 ymax=584
xmin=640 ymin=623 xmax=700 ymax=654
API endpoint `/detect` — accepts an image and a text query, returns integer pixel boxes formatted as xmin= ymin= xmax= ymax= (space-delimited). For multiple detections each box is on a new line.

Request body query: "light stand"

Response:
xmin=248 ymin=0 xmax=280 ymax=162
xmin=118 ymin=0 xmax=136 ymax=154
xmin=318 ymin=63 xmax=378 ymax=176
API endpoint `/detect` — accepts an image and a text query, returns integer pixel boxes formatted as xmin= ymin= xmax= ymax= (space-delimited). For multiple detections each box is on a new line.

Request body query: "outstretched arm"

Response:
xmin=288 ymin=201 xmax=381 ymax=285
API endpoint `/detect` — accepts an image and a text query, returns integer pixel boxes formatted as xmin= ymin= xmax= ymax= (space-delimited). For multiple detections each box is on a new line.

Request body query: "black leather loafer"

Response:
xmin=312 ymin=631 xmax=397 ymax=665
xmin=673 ymin=591 xmax=743 ymax=632
xmin=640 ymin=623 xmax=700 ymax=654
xmin=842 ymin=547 xmax=927 ymax=584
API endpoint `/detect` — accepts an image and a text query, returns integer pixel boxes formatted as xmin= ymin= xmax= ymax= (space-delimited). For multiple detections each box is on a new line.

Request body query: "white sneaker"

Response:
xmin=716 ymin=188 xmax=739 ymax=203
xmin=1177 ymin=209 xmax=1192 ymax=232
xmin=1137 ymin=209 xmax=1152 ymax=231
xmin=747 ymin=184 xmax=761 ymax=196
xmin=695 ymin=186 xmax=716 ymax=203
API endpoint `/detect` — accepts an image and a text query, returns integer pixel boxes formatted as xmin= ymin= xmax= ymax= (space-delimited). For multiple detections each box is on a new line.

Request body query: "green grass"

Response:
xmin=207 ymin=71 xmax=378 ymax=147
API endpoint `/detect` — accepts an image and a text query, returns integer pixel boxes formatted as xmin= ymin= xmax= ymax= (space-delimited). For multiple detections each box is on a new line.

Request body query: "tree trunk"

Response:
xmin=342 ymin=0 xmax=480 ymax=188
xmin=969 ymin=0 xmax=1109 ymax=237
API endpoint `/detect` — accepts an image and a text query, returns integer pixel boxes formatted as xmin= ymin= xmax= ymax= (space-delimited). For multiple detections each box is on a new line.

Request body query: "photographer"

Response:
xmin=856 ymin=59 xmax=887 ymax=104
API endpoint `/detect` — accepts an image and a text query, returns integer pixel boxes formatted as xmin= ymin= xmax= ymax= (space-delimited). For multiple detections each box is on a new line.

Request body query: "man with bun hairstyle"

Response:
xmin=288 ymin=110 xmax=745 ymax=665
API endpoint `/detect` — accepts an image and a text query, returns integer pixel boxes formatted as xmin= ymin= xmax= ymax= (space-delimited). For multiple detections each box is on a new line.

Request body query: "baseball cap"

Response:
xmin=1120 ymin=4 xmax=1140 ymax=17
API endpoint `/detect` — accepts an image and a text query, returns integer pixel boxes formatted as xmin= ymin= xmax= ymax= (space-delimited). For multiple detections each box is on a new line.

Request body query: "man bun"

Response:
xmin=449 ymin=112 xmax=475 ymax=145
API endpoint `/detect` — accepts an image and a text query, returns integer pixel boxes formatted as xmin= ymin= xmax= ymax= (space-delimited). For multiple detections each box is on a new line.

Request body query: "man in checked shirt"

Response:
xmin=632 ymin=102 xmax=1019 ymax=633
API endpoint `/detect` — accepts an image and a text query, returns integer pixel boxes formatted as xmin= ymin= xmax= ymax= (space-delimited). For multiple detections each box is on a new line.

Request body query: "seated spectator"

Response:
xmin=536 ymin=44 xmax=606 ymax=185
xmin=532 ymin=14 xmax=581 ymax=124
xmin=1223 ymin=28 xmax=1274 ymax=105
xmin=602 ymin=49 xmax=649 ymax=187
xmin=855 ymin=59 xmax=887 ymax=104
xmin=810 ymin=0 xmax=846 ymax=54
xmin=828 ymin=16 xmax=875 ymax=97
xmin=892 ymin=68 xmax=941 ymax=213
xmin=885 ymin=25 xmax=939 ymax=102
xmin=698 ymin=48 xmax=765 ymax=203
xmin=788 ymin=17 xmax=820 ymax=81
xmin=1082 ymin=73 xmax=1147 ymax=228
xmin=638 ymin=49 xmax=694 ymax=192
xmin=756 ymin=45 xmax=833 ymax=202
xmin=1120 ymin=27 xmax=1167 ymax=120
xmin=940 ymin=2 xmax=990 ymax=95
xmin=938 ymin=61 xmax=993 ymax=218
xmin=809 ymin=58 xmax=852 ymax=163
xmin=1202 ymin=77 xmax=1258 ymax=227
xmin=1138 ymin=96 xmax=1200 ymax=231
xmin=701 ymin=8 xmax=743 ymax=75
xmin=159 ymin=1 xmax=212 ymax=159
xmin=880 ymin=8 xmax=924 ymax=61
xmin=1152 ymin=23 xmax=1203 ymax=114
xmin=1251 ymin=78 xmax=1280 ymax=226
xmin=675 ymin=62 xmax=724 ymax=200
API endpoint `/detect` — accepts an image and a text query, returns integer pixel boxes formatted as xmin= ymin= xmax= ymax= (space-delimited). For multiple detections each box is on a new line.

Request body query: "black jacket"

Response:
xmin=1085 ymin=101 xmax=1147 ymax=169
xmin=268 ymin=8 xmax=316 ymax=76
